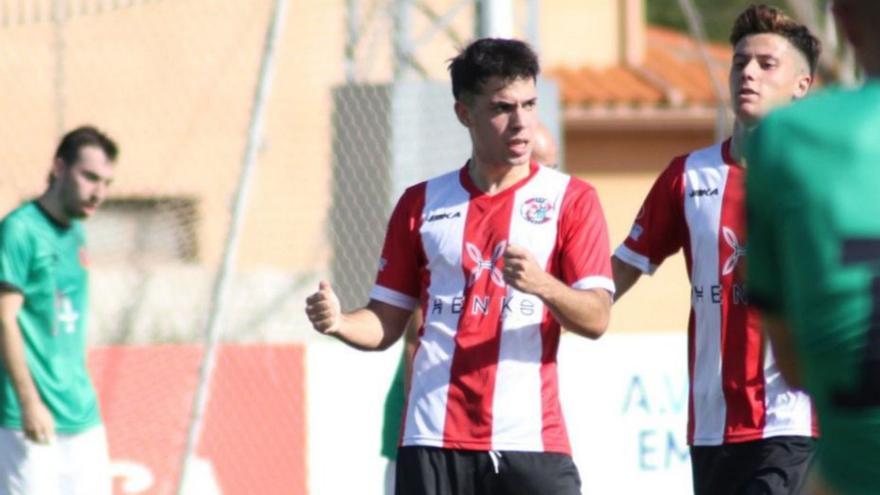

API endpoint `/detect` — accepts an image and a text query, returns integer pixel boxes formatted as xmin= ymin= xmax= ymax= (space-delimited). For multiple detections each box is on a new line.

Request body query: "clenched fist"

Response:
xmin=503 ymin=244 xmax=550 ymax=295
xmin=305 ymin=280 xmax=342 ymax=335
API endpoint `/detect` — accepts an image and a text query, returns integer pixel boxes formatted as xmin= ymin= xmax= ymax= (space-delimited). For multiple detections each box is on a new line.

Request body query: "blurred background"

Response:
xmin=0 ymin=1 xmax=848 ymax=493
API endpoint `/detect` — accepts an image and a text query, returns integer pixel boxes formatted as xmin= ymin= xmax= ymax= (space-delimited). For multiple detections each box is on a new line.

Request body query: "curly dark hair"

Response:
xmin=730 ymin=4 xmax=822 ymax=75
xmin=447 ymin=38 xmax=539 ymax=103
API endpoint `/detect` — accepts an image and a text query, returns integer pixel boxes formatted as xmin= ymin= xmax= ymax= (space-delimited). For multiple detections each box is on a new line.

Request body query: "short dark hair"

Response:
xmin=730 ymin=4 xmax=822 ymax=75
xmin=55 ymin=125 xmax=118 ymax=167
xmin=448 ymin=38 xmax=540 ymax=103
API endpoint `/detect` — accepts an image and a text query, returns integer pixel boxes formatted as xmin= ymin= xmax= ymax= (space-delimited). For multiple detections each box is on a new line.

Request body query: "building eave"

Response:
xmin=563 ymin=105 xmax=724 ymax=132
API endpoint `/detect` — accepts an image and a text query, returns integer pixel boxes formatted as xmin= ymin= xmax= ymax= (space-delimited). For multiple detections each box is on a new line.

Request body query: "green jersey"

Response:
xmin=0 ymin=201 xmax=100 ymax=433
xmin=747 ymin=81 xmax=880 ymax=495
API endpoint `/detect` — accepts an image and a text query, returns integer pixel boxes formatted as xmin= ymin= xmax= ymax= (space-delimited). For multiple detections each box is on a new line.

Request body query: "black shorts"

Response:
xmin=690 ymin=436 xmax=817 ymax=495
xmin=396 ymin=446 xmax=581 ymax=495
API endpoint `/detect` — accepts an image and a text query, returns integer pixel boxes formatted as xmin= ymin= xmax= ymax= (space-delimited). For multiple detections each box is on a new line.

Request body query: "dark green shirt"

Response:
xmin=747 ymin=81 xmax=880 ymax=494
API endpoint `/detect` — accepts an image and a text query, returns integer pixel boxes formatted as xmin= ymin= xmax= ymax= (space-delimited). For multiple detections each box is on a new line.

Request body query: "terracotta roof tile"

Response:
xmin=547 ymin=26 xmax=732 ymax=109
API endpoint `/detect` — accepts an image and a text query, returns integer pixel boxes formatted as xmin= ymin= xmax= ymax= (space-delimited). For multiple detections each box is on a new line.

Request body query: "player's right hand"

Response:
xmin=21 ymin=399 xmax=55 ymax=445
xmin=305 ymin=280 xmax=342 ymax=335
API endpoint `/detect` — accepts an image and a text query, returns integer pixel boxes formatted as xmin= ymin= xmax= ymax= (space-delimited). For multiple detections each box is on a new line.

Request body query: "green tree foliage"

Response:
xmin=647 ymin=0 xmax=789 ymax=43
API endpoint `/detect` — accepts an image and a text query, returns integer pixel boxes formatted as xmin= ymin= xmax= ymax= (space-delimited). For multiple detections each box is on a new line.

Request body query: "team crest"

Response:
xmin=520 ymin=197 xmax=554 ymax=224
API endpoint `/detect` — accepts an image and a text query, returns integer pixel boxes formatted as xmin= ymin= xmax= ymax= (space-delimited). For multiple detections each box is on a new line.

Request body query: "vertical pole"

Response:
xmin=176 ymin=0 xmax=289 ymax=492
xmin=52 ymin=0 xmax=66 ymax=137
xmin=477 ymin=0 xmax=513 ymax=38
xmin=526 ymin=0 xmax=540 ymax=50
xmin=345 ymin=0 xmax=358 ymax=82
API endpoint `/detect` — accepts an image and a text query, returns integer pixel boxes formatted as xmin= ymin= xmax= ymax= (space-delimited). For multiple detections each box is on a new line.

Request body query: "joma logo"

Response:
xmin=426 ymin=211 xmax=461 ymax=222
xmin=689 ymin=188 xmax=719 ymax=198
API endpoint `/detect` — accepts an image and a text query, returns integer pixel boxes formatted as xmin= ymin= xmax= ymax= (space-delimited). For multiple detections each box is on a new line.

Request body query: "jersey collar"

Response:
xmin=459 ymin=160 xmax=540 ymax=200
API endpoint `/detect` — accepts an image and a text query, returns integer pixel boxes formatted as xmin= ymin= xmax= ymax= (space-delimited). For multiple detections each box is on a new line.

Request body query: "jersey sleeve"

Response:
xmin=558 ymin=181 xmax=615 ymax=294
xmin=745 ymin=123 xmax=784 ymax=314
xmin=368 ymin=184 xmax=426 ymax=311
xmin=614 ymin=156 xmax=687 ymax=274
xmin=0 ymin=216 xmax=32 ymax=293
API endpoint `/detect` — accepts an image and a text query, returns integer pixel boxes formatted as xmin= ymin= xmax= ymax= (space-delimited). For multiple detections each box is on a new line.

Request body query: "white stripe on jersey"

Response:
xmin=613 ymin=244 xmax=658 ymax=275
xmin=761 ymin=342 xmax=815 ymax=438
xmin=402 ymin=170 xmax=469 ymax=448
xmin=491 ymin=168 xmax=570 ymax=451
xmin=369 ymin=285 xmax=419 ymax=311
xmin=684 ymin=146 xmax=730 ymax=445
xmin=573 ymin=276 xmax=617 ymax=293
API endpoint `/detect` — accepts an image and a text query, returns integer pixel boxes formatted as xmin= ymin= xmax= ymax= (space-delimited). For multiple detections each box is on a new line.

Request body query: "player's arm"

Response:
xmin=504 ymin=245 xmax=611 ymax=339
xmin=0 ymin=290 xmax=54 ymax=443
xmin=611 ymin=256 xmax=643 ymax=302
xmin=612 ymin=157 xmax=687 ymax=303
xmin=305 ymin=281 xmax=412 ymax=351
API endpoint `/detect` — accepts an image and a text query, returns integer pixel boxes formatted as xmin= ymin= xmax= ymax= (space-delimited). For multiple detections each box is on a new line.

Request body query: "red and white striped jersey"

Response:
xmin=371 ymin=162 xmax=614 ymax=454
xmin=614 ymin=140 xmax=816 ymax=446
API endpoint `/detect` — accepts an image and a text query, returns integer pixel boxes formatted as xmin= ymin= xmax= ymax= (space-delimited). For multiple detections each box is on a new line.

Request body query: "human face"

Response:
xmin=53 ymin=145 xmax=115 ymax=219
xmin=455 ymin=76 xmax=538 ymax=169
xmin=729 ymin=33 xmax=812 ymax=127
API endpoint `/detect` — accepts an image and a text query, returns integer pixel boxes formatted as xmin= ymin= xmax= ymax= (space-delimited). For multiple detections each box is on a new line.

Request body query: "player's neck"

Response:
xmin=729 ymin=120 xmax=751 ymax=166
xmin=37 ymin=190 xmax=71 ymax=227
xmin=467 ymin=158 xmax=531 ymax=195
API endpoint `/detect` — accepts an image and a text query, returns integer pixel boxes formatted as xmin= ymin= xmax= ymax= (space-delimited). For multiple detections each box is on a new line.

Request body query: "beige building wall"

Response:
xmin=540 ymin=0 xmax=645 ymax=69
xmin=0 ymin=1 xmax=347 ymax=272
xmin=568 ymin=126 xmax=717 ymax=334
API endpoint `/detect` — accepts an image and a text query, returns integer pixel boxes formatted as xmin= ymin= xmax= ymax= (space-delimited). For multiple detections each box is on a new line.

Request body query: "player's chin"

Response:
xmin=734 ymin=106 xmax=763 ymax=126
xmin=506 ymin=155 xmax=531 ymax=168
xmin=71 ymin=202 xmax=99 ymax=218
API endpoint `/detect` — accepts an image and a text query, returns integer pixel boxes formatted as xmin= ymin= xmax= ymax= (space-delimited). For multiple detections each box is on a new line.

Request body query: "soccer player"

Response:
xmin=306 ymin=38 xmax=613 ymax=495
xmin=0 ymin=126 xmax=117 ymax=495
xmin=611 ymin=5 xmax=821 ymax=494
xmin=746 ymin=1 xmax=880 ymax=493
xmin=378 ymin=121 xmax=561 ymax=495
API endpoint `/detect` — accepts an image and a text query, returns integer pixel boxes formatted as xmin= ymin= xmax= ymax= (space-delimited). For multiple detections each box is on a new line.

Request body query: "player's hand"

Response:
xmin=21 ymin=399 xmax=54 ymax=445
xmin=503 ymin=244 xmax=550 ymax=295
xmin=305 ymin=280 xmax=342 ymax=335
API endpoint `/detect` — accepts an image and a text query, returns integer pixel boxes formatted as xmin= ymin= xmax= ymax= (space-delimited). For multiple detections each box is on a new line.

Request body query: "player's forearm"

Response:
xmin=611 ymin=256 xmax=642 ymax=302
xmin=0 ymin=318 xmax=41 ymax=409
xmin=538 ymin=278 xmax=611 ymax=339
xmin=333 ymin=307 xmax=402 ymax=351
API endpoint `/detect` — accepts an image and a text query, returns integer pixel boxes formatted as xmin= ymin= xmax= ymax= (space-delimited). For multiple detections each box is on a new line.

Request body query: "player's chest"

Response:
xmin=683 ymin=166 xmax=746 ymax=246
xmin=419 ymin=194 xmax=561 ymax=272
xmin=29 ymin=230 xmax=87 ymax=295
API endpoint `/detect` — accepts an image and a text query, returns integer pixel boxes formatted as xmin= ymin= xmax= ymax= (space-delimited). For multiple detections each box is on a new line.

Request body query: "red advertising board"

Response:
xmin=89 ymin=345 xmax=307 ymax=495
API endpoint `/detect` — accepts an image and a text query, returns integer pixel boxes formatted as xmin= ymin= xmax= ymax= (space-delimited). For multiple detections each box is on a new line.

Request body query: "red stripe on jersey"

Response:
xmin=375 ymin=183 xmax=427 ymax=302
xmin=718 ymin=163 xmax=767 ymax=441
xmin=441 ymin=167 xmax=534 ymax=448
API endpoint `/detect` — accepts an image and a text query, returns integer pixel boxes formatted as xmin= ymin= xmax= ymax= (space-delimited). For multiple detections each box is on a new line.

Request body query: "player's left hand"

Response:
xmin=503 ymin=244 xmax=550 ymax=295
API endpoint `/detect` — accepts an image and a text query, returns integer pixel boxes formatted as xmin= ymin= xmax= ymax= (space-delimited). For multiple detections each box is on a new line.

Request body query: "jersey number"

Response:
xmin=834 ymin=239 xmax=880 ymax=408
